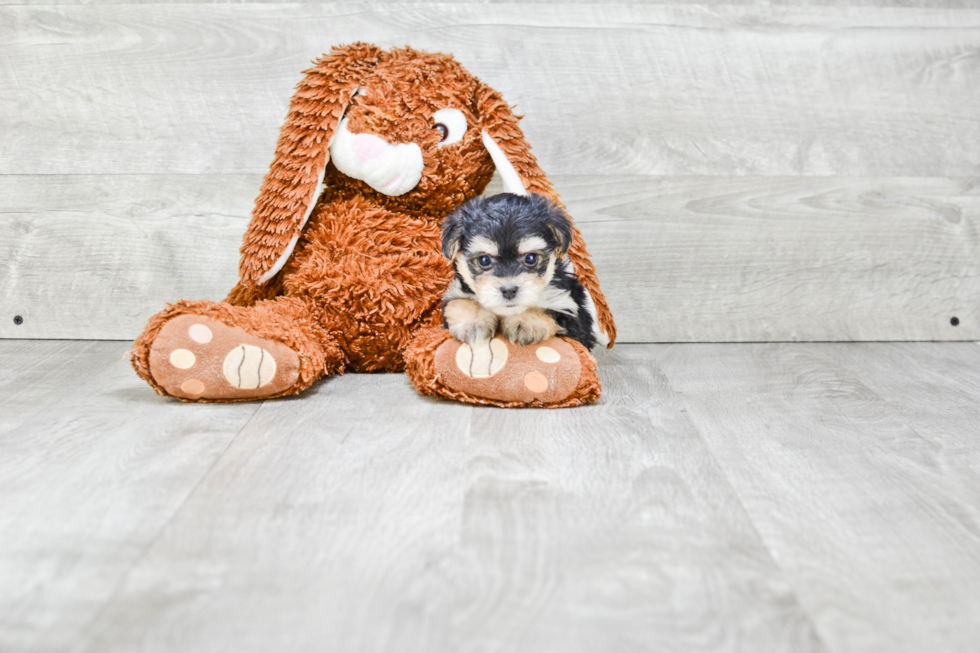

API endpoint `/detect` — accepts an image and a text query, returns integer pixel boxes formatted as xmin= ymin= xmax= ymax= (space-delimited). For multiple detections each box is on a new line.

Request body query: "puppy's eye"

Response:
xmin=477 ymin=255 xmax=492 ymax=268
xmin=431 ymin=108 xmax=467 ymax=147
xmin=523 ymin=253 xmax=538 ymax=266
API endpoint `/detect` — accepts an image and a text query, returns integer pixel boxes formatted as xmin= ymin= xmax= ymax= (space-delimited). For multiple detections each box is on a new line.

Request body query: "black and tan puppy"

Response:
xmin=441 ymin=193 xmax=598 ymax=349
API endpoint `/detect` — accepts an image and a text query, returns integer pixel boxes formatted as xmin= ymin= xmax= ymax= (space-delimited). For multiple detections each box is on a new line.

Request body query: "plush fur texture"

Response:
xmin=131 ymin=44 xmax=615 ymax=407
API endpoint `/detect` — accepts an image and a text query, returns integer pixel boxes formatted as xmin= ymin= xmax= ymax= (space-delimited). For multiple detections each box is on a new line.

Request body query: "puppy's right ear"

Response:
xmin=441 ymin=209 xmax=465 ymax=261
xmin=238 ymin=44 xmax=387 ymax=286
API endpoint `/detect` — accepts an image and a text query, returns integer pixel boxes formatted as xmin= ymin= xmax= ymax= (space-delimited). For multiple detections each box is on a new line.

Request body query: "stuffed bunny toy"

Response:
xmin=131 ymin=44 xmax=616 ymax=408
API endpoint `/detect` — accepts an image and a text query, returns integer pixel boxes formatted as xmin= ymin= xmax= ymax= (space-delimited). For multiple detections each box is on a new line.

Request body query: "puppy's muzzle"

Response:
xmin=500 ymin=285 xmax=519 ymax=300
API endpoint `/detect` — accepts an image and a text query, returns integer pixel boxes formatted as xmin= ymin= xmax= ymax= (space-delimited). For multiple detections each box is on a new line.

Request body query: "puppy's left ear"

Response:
xmin=475 ymin=82 xmax=618 ymax=347
xmin=545 ymin=203 xmax=574 ymax=258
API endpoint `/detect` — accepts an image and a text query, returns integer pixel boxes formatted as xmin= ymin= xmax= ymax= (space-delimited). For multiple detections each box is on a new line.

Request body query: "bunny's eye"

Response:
xmin=431 ymin=108 xmax=467 ymax=147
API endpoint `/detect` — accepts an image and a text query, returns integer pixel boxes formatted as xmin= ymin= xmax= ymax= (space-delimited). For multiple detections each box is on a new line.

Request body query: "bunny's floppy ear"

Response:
xmin=476 ymin=83 xmax=617 ymax=347
xmin=238 ymin=44 xmax=387 ymax=286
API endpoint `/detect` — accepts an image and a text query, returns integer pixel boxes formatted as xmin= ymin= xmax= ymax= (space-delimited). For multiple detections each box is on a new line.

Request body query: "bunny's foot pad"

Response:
xmin=147 ymin=314 xmax=300 ymax=401
xmin=426 ymin=334 xmax=601 ymax=408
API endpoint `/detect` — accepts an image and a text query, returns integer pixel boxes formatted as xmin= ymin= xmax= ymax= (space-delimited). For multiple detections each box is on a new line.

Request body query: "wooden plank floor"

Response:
xmin=2 ymin=340 xmax=979 ymax=652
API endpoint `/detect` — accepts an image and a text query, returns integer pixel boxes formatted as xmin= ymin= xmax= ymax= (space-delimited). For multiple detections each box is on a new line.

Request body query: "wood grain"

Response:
xmin=77 ymin=372 xmax=482 ymax=653
xmin=1 ymin=4 xmax=979 ymax=177
xmin=0 ymin=174 xmax=251 ymax=339
xmin=2 ymin=174 xmax=977 ymax=342
xmin=0 ymin=340 xmax=262 ymax=653
xmin=829 ymin=342 xmax=980 ymax=463
xmin=3 ymin=2 xmax=979 ymax=343
xmin=453 ymin=348 xmax=823 ymax=652
xmin=570 ymin=175 xmax=980 ymax=342
xmin=5 ymin=341 xmax=979 ymax=651
xmin=655 ymin=341 xmax=980 ymax=653
xmin=73 ymin=344 xmax=824 ymax=653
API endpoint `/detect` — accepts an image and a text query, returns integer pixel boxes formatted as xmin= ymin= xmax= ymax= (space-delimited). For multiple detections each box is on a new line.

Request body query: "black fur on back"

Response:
xmin=548 ymin=257 xmax=596 ymax=350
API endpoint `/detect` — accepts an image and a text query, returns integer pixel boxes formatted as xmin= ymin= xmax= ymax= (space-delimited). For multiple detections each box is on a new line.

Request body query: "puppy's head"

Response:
xmin=442 ymin=193 xmax=573 ymax=316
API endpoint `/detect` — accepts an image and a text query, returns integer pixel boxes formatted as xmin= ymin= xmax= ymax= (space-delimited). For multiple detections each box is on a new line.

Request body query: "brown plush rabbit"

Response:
xmin=130 ymin=44 xmax=615 ymax=408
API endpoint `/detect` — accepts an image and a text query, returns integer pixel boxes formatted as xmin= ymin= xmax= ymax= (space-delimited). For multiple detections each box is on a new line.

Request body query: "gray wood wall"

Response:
xmin=2 ymin=1 xmax=978 ymax=341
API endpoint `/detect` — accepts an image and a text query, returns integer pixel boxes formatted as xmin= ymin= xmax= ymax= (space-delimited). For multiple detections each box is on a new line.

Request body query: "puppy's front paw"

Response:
xmin=451 ymin=319 xmax=497 ymax=346
xmin=445 ymin=298 xmax=499 ymax=345
xmin=500 ymin=308 xmax=559 ymax=346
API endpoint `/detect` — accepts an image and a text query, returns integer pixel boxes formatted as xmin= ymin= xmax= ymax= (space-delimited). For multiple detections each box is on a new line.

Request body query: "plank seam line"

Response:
xmin=69 ymin=401 xmax=266 ymax=649
xmin=654 ymin=383 xmax=832 ymax=651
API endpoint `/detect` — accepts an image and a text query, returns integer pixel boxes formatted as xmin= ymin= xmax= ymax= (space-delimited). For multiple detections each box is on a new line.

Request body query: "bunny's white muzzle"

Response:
xmin=329 ymin=118 xmax=424 ymax=196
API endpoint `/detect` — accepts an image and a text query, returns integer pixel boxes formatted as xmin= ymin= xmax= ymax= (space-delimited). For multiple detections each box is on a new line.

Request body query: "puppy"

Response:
xmin=441 ymin=193 xmax=597 ymax=349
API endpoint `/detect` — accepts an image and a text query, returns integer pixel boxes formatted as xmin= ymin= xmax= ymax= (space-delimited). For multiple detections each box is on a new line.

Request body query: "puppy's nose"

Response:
xmin=351 ymin=132 xmax=388 ymax=162
xmin=500 ymin=285 xmax=519 ymax=300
